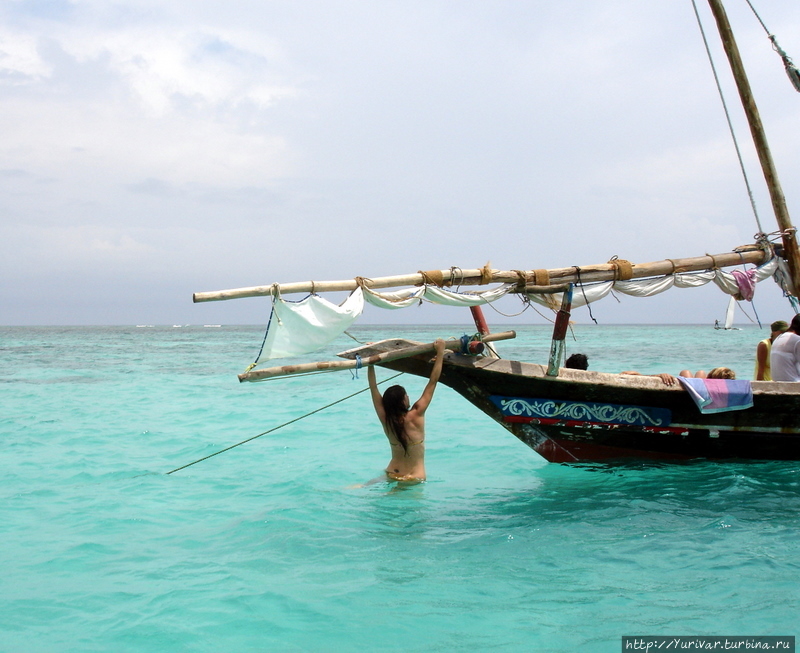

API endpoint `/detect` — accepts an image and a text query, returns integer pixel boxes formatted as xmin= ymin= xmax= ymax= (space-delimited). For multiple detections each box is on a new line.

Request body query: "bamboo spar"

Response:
xmin=238 ymin=331 xmax=517 ymax=382
xmin=194 ymin=247 xmax=766 ymax=302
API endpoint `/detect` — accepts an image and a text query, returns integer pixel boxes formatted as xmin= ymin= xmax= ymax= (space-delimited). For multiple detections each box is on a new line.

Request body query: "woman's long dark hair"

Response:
xmin=382 ymin=385 xmax=410 ymax=454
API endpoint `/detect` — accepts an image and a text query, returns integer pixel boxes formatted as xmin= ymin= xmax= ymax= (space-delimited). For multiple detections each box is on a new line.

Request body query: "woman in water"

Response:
xmin=367 ymin=338 xmax=446 ymax=483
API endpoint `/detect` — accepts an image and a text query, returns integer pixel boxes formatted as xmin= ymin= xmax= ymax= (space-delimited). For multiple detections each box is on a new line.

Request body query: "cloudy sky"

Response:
xmin=1 ymin=0 xmax=799 ymax=326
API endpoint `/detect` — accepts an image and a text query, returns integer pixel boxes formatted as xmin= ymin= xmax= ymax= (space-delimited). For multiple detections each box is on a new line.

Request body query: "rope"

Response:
xmin=350 ymin=354 xmax=362 ymax=379
xmin=255 ymin=369 xmax=353 ymax=381
xmin=483 ymin=293 xmax=534 ymax=318
xmin=343 ymin=330 xmax=364 ymax=344
xmin=574 ymin=267 xmax=598 ymax=324
xmin=788 ymin=295 xmax=800 ymax=313
xmin=533 ymin=269 xmax=550 ymax=286
xmin=417 ymin=270 xmax=446 ymax=287
xmin=690 ymin=0 xmax=765 ymax=234
xmin=607 ymin=256 xmax=633 ymax=281
xmin=166 ymin=372 xmax=404 ymax=475
xmin=744 ymin=0 xmax=770 ymax=34
xmin=449 ymin=266 xmax=465 ymax=292
xmin=247 ymin=294 xmax=278 ymax=373
xmin=744 ymin=0 xmax=800 ymax=92
xmin=512 ymin=270 xmax=528 ymax=292
xmin=479 ymin=262 xmax=493 ymax=285
xmin=760 ymin=227 xmax=797 ymax=244
xmin=526 ymin=301 xmax=556 ymax=323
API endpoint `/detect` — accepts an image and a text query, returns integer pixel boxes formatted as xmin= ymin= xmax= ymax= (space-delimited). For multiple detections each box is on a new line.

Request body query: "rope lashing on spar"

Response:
xmin=770 ymin=35 xmax=800 ymax=92
xmin=449 ymin=266 xmax=465 ymax=292
xmin=744 ymin=0 xmax=800 ymax=92
xmin=416 ymin=269 xmax=448 ymax=287
xmin=350 ymin=354 xmax=362 ymax=379
xmin=608 ymin=256 xmax=633 ymax=281
xmin=479 ymin=262 xmax=493 ymax=285
xmin=459 ymin=333 xmax=487 ymax=356
xmin=166 ymin=371 xmax=405 ymax=475
xmin=574 ymin=267 xmax=599 ymax=324
xmin=512 ymin=270 xmax=527 ymax=292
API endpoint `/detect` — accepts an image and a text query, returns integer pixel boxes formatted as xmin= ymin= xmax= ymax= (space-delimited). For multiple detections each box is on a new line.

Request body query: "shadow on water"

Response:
xmin=337 ymin=459 xmax=800 ymax=548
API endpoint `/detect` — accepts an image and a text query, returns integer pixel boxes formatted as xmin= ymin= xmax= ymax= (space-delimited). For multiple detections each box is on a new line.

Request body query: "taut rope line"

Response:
xmin=166 ymin=372 xmax=404 ymax=475
xmin=690 ymin=0 xmax=764 ymax=234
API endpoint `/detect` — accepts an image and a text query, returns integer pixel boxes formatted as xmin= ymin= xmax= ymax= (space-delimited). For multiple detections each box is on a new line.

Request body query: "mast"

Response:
xmin=706 ymin=0 xmax=800 ymax=296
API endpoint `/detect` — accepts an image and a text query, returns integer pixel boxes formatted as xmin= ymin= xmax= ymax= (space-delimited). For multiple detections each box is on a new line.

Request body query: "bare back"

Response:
xmin=381 ymin=404 xmax=427 ymax=481
xmin=368 ymin=339 xmax=446 ymax=482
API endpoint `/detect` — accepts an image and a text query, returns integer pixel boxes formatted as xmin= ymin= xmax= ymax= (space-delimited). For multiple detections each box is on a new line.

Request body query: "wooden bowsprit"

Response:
xmin=237 ymin=331 xmax=517 ymax=382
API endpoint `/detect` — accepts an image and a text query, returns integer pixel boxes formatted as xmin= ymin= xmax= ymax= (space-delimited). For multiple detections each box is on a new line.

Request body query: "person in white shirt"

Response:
xmin=769 ymin=314 xmax=800 ymax=382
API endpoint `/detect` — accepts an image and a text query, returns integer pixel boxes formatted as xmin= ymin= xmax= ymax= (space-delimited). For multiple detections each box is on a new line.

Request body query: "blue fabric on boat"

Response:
xmin=677 ymin=377 xmax=753 ymax=414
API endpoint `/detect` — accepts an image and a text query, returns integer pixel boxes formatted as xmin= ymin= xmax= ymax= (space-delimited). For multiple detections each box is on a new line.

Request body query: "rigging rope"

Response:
xmin=343 ymin=330 xmax=365 ymax=344
xmin=744 ymin=0 xmax=800 ymax=92
xmin=166 ymin=371 xmax=404 ymax=475
xmin=483 ymin=294 xmax=533 ymax=318
xmin=574 ymin=268 xmax=598 ymax=324
xmin=690 ymin=0 xmax=765 ymax=234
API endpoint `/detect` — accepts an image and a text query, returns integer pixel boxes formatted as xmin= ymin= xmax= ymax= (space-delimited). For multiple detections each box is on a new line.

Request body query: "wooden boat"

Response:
xmin=192 ymin=0 xmax=800 ymax=463
xmin=336 ymin=336 xmax=800 ymax=462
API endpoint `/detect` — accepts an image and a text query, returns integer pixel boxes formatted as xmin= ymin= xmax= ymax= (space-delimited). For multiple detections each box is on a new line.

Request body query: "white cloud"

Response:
xmin=0 ymin=29 xmax=51 ymax=80
xmin=56 ymin=26 xmax=296 ymax=116
xmin=1 ymin=0 xmax=799 ymax=324
xmin=0 ymin=13 xmax=301 ymax=188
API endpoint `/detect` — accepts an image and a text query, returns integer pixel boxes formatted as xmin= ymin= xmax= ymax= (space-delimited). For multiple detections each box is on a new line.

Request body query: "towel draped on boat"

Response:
xmin=677 ymin=377 xmax=754 ymax=414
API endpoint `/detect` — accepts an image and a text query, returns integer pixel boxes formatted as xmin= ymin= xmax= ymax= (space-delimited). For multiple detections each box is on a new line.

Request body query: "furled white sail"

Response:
xmin=362 ymin=284 xmax=512 ymax=309
xmin=252 ymin=258 xmax=778 ymax=364
xmin=525 ymin=258 xmax=777 ymax=309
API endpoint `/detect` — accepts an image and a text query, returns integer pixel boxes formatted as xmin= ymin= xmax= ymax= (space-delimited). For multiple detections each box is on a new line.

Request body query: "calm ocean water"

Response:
xmin=1 ymin=324 xmax=798 ymax=652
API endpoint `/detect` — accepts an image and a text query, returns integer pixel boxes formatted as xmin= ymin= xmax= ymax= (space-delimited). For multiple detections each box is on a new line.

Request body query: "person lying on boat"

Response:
xmin=754 ymin=320 xmax=788 ymax=381
xmin=620 ymin=367 xmax=735 ymax=385
xmin=679 ymin=367 xmax=736 ymax=380
xmin=620 ymin=370 xmax=678 ymax=385
xmin=367 ymin=338 xmax=446 ymax=484
xmin=565 ymin=353 xmax=588 ymax=370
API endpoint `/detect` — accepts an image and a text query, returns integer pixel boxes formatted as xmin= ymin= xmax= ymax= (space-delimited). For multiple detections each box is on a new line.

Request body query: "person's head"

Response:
xmin=382 ymin=385 xmax=409 ymax=412
xmin=770 ymin=320 xmax=789 ymax=337
xmin=789 ymin=314 xmax=800 ymax=335
xmin=382 ymin=385 xmax=410 ymax=452
xmin=708 ymin=367 xmax=735 ymax=380
xmin=565 ymin=353 xmax=588 ymax=370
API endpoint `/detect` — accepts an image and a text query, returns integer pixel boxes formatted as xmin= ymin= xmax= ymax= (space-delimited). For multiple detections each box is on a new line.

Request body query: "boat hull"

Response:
xmin=375 ymin=351 xmax=800 ymax=463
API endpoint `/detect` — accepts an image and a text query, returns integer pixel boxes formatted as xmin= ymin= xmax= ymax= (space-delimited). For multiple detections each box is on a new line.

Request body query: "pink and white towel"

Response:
xmin=677 ymin=377 xmax=754 ymax=414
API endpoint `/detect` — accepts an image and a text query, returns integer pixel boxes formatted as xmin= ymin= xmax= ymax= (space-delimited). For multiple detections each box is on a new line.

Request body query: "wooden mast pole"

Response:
xmin=706 ymin=0 xmax=800 ymax=296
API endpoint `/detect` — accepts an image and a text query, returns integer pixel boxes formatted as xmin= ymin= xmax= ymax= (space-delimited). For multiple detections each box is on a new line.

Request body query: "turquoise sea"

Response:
xmin=2 ymin=324 xmax=798 ymax=652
